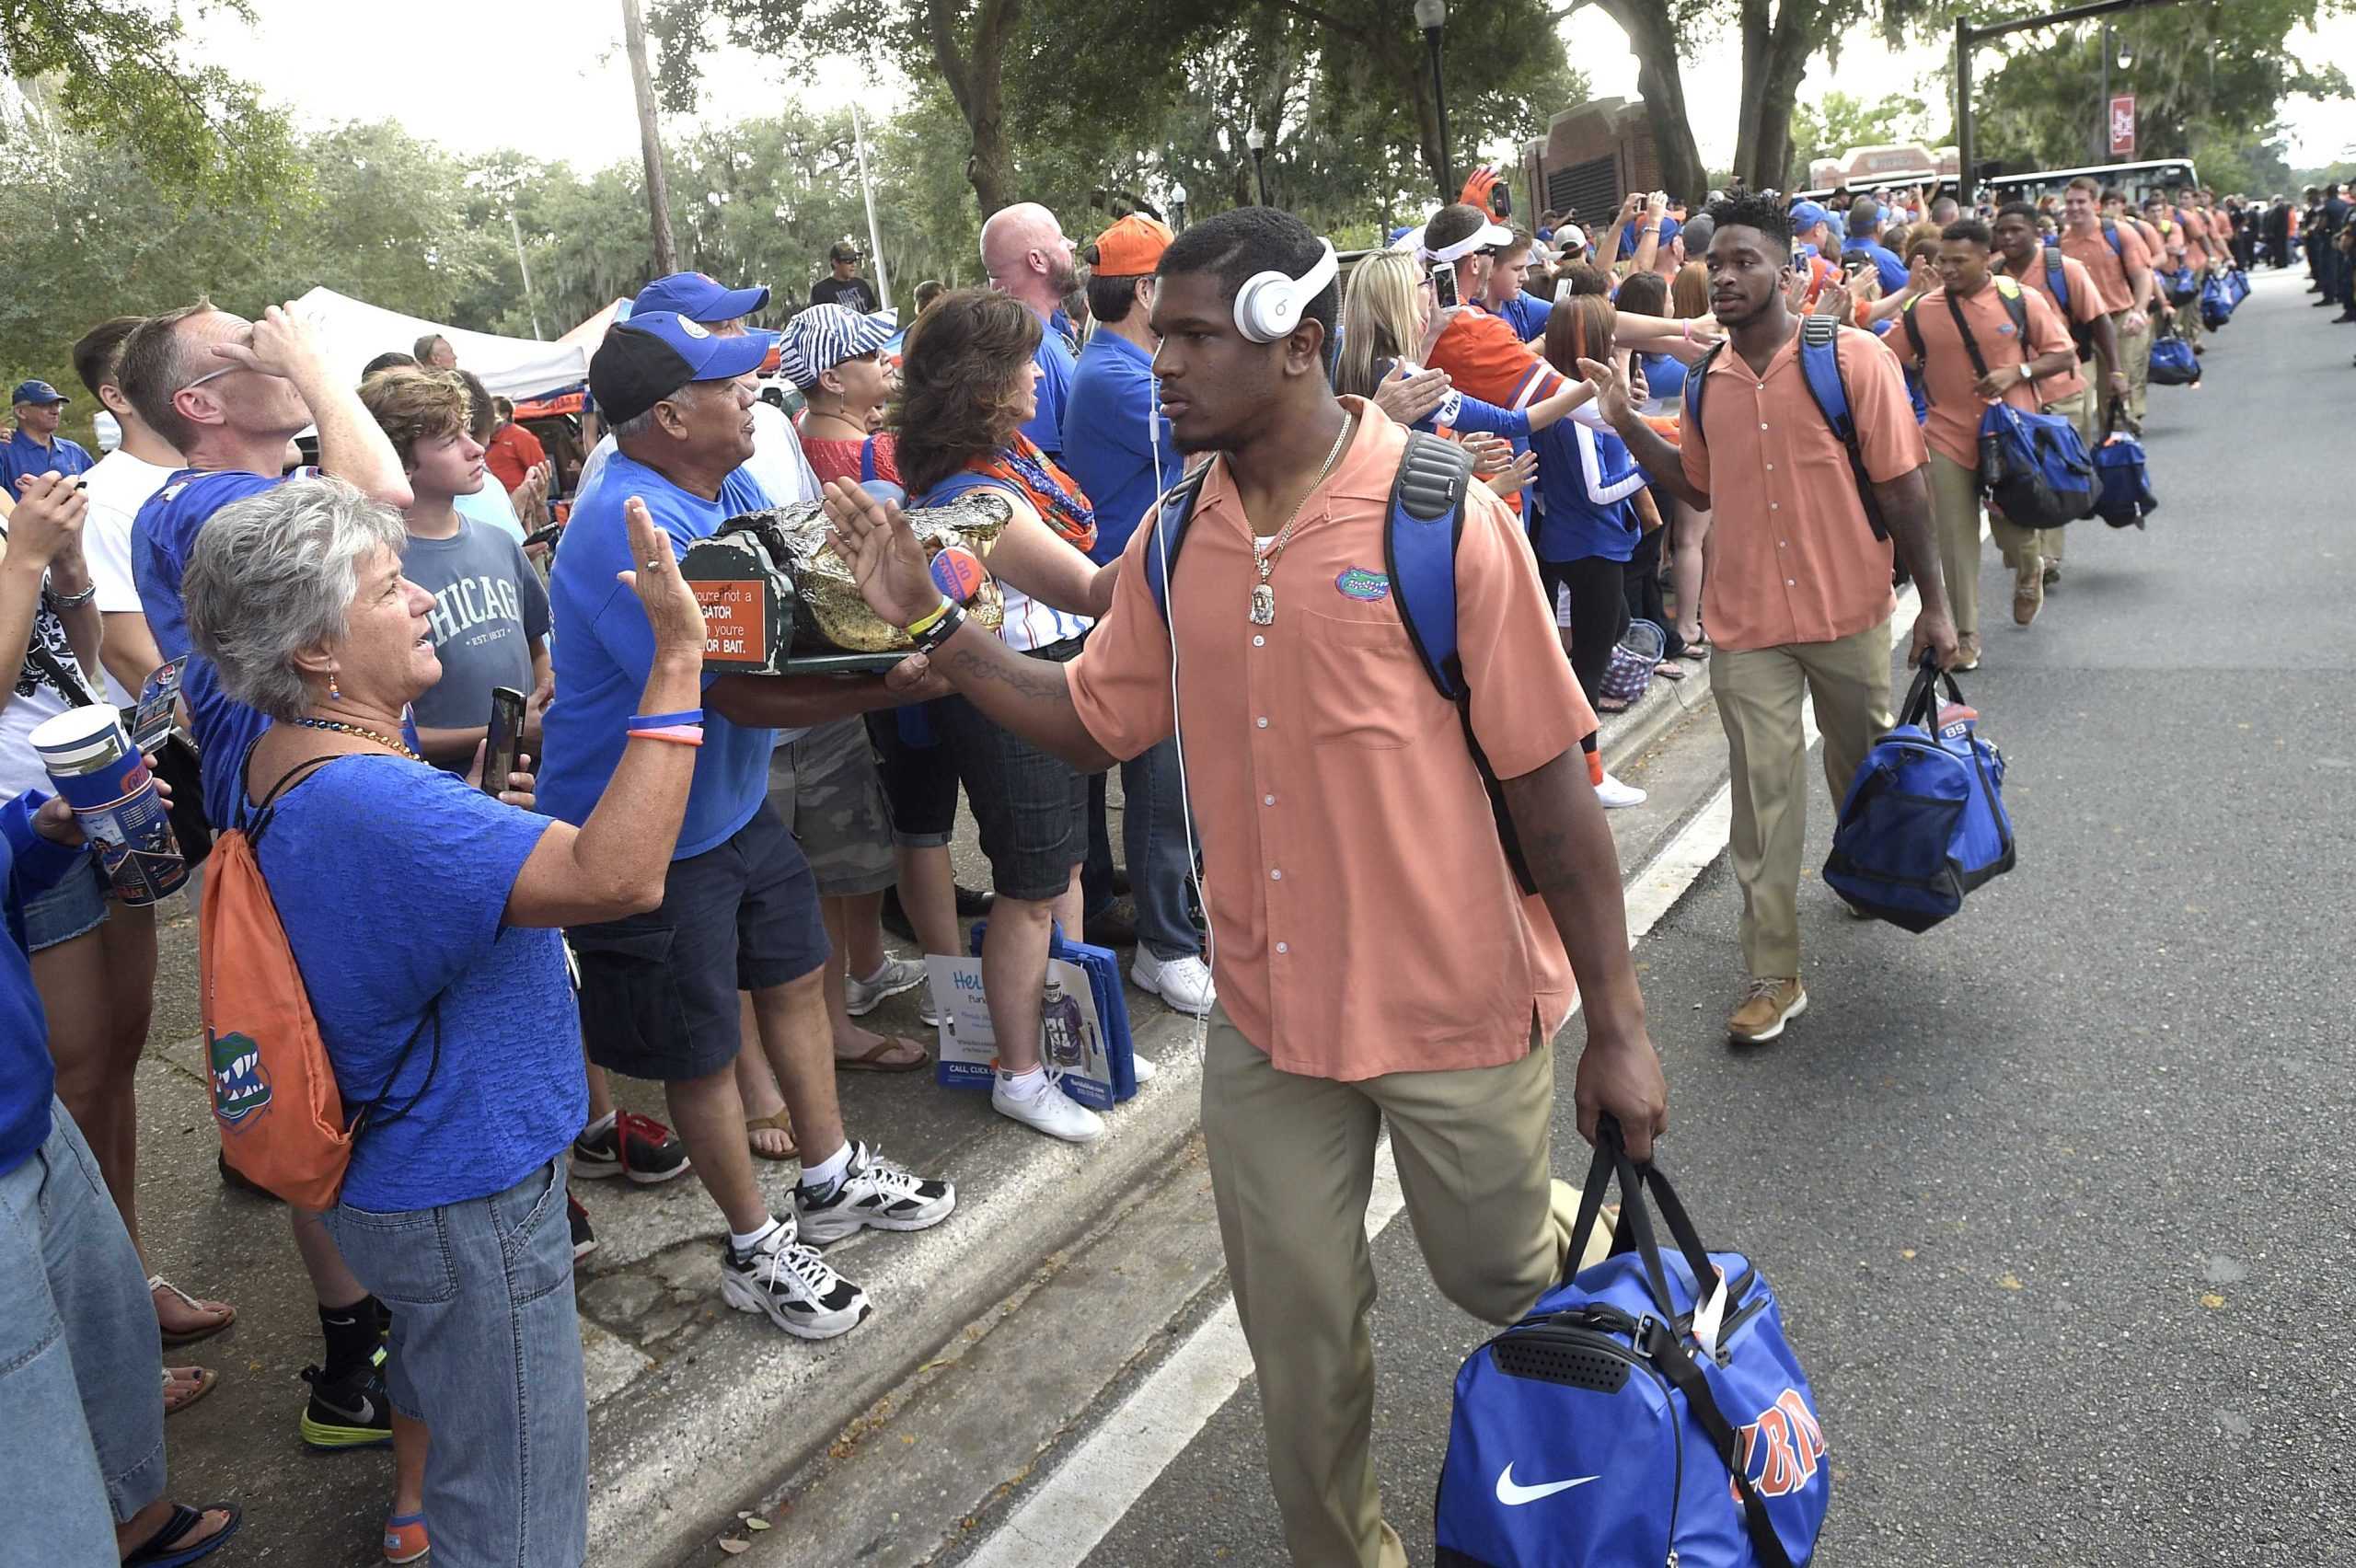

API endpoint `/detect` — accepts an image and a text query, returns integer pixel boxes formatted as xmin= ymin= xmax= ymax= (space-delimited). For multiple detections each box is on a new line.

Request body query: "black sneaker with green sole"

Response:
xmin=299 ymin=1354 xmax=394 ymax=1449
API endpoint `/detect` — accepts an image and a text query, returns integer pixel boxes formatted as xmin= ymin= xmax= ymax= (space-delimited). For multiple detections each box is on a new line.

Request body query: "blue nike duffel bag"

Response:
xmin=2148 ymin=334 xmax=2200 ymax=385
xmin=1823 ymin=653 xmax=2015 ymax=931
xmin=2092 ymin=401 xmax=2158 ymax=530
xmin=1436 ymin=1122 xmax=1828 ymax=1568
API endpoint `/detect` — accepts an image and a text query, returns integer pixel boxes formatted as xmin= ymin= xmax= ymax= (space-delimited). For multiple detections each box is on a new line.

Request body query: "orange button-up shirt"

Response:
xmin=2007 ymin=248 xmax=2105 ymax=404
xmin=1680 ymin=324 xmax=1923 ymax=653
xmin=1067 ymin=400 xmax=1589 ymax=1080
xmin=2060 ymin=220 xmax=2153 ymax=314
xmin=1895 ymin=279 xmax=2073 ymax=469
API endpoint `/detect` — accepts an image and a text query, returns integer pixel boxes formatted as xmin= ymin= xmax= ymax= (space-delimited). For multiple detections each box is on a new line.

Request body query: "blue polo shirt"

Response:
xmin=537 ymin=451 xmax=776 ymax=859
xmin=1495 ymin=292 xmax=1553 ymax=344
xmin=0 ymin=428 xmax=93 ymax=493
xmin=134 ymin=469 xmax=316 ymax=825
xmin=1 ymin=790 xmax=79 ymax=1179
xmin=1854 ymin=236 xmax=1911 ymax=296
xmin=1060 ymin=331 xmax=1174 ymax=563
xmin=1022 ymin=326 xmax=1079 ymax=458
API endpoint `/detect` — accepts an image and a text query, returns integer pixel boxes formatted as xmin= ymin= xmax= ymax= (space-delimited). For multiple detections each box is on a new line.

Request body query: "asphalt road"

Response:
xmin=1037 ymin=268 xmax=2356 ymax=1566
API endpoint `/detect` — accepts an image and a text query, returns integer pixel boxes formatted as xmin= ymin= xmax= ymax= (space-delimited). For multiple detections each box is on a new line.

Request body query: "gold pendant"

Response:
xmin=1251 ymin=582 xmax=1276 ymax=626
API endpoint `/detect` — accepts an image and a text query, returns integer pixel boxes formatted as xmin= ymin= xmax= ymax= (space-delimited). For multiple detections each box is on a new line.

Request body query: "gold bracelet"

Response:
xmin=904 ymin=596 xmax=955 ymax=638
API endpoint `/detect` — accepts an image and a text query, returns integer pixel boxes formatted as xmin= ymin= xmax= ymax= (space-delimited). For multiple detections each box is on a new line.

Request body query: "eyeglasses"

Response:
xmin=179 ymin=364 xmax=237 ymax=395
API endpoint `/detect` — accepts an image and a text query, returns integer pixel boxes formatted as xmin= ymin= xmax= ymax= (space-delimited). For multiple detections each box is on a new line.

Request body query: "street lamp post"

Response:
xmin=1247 ymin=125 xmax=1270 ymax=207
xmin=1414 ymin=0 xmax=1451 ymax=200
xmin=1955 ymin=0 xmax=2177 ymax=207
xmin=1172 ymin=182 xmax=1189 ymax=232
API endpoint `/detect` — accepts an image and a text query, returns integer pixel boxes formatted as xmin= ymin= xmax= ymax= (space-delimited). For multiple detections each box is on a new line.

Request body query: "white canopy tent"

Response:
xmin=287 ymin=287 xmax=588 ymax=401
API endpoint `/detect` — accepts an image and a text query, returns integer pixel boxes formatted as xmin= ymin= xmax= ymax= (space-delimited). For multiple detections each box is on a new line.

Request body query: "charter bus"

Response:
xmin=1981 ymin=158 xmax=2200 ymax=206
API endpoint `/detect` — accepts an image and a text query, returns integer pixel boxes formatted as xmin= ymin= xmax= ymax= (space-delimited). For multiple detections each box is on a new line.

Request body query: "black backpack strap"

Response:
xmin=1642 ymin=1319 xmax=1801 ymax=1568
xmin=1901 ymin=297 xmax=1927 ymax=363
xmin=1944 ymin=287 xmax=1995 ymax=382
xmin=1140 ymin=463 xmax=1214 ymax=625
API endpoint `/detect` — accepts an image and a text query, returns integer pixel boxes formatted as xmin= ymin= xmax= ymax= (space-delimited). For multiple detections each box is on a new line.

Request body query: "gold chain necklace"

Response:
xmin=292 ymin=716 xmax=423 ymax=763
xmin=1249 ymin=413 xmax=1356 ymax=627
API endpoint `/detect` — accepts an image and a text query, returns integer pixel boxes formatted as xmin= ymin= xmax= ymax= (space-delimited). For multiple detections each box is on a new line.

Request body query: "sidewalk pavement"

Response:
xmin=127 ymin=659 xmax=1719 ymax=1568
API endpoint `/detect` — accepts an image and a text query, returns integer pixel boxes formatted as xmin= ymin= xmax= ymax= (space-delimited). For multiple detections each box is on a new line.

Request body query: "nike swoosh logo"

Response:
xmin=318 ymin=1393 xmax=376 ymax=1424
xmin=1496 ymin=1464 xmax=1599 ymax=1505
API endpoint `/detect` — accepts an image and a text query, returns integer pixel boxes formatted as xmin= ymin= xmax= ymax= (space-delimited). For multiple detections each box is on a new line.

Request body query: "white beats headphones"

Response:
xmin=1233 ymin=238 xmax=1340 ymax=342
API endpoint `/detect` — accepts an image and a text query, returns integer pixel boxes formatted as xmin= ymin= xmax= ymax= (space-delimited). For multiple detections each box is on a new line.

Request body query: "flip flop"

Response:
xmin=163 ymin=1364 xmax=218 ymax=1416
xmin=745 ymin=1113 xmax=798 ymax=1162
xmin=833 ymin=1034 xmax=930 ymax=1074
xmin=152 ymin=1275 xmax=236 ymax=1347
xmin=122 ymin=1501 xmax=240 ymax=1568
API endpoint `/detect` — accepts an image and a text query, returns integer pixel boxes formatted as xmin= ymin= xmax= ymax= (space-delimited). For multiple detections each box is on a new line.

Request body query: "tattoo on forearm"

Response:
xmin=1517 ymin=820 xmax=1587 ymax=893
xmin=948 ymin=647 xmax=1075 ymax=707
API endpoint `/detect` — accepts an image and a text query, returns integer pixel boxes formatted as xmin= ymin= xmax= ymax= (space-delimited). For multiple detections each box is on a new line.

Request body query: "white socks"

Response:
xmin=729 ymin=1216 xmax=782 ymax=1254
xmin=800 ymin=1141 xmax=853 ymax=1196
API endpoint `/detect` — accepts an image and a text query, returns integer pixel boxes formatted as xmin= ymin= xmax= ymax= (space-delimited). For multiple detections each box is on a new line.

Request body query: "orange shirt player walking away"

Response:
xmin=818 ymin=206 xmax=1669 ymax=1568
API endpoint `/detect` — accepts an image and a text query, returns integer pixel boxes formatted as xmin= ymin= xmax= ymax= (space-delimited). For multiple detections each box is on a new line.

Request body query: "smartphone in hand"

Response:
xmin=482 ymin=686 xmax=526 ymax=797
xmin=1430 ymin=261 xmax=1459 ymax=309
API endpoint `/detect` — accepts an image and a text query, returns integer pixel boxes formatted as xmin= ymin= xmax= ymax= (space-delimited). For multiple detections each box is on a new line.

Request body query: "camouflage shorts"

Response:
xmin=768 ymin=718 xmax=897 ymax=897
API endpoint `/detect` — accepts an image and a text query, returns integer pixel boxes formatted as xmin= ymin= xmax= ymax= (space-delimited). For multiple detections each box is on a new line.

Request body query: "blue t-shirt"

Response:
xmin=134 ymin=469 xmax=298 ymax=826
xmin=1854 ymin=238 xmax=1911 ymax=297
xmin=249 ymin=755 xmax=578 ymax=1212
xmin=1022 ymin=327 xmax=1079 ymax=457
xmin=1530 ymin=420 xmax=1644 ymax=564
xmin=537 ymin=451 xmax=775 ymax=858
xmin=1060 ymin=331 xmax=1174 ymax=563
xmin=1639 ymin=352 xmax=1687 ymax=404
xmin=0 ymin=790 xmax=77 ymax=1179
xmin=1495 ymin=292 xmax=1553 ymax=344
xmin=0 ymin=428 xmax=94 ymax=493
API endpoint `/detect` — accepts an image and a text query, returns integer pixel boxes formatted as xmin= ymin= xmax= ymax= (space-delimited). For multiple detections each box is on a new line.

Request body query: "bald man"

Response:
xmin=980 ymin=202 xmax=1081 ymax=457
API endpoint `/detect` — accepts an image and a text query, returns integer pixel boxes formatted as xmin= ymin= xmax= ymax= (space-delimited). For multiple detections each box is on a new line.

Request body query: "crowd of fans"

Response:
xmin=0 ymin=152 xmax=2266 ymax=1565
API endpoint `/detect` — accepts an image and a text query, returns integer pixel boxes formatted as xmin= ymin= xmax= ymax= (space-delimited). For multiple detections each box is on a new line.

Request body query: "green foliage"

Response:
xmin=1789 ymin=90 xmax=1932 ymax=177
xmin=0 ymin=0 xmax=301 ymax=204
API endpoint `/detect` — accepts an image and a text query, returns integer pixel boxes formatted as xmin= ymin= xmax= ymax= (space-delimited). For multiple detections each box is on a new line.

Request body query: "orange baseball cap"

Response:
xmin=1089 ymin=213 xmax=1173 ymax=277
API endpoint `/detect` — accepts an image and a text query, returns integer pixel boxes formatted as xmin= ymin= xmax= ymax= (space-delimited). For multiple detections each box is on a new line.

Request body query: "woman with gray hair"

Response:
xmin=182 ymin=475 xmax=707 ymax=1566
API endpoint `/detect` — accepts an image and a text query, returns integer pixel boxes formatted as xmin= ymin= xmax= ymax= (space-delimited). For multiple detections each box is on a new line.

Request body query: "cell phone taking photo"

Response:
xmin=482 ymin=686 xmax=525 ymax=797
xmin=1430 ymin=261 xmax=1460 ymax=309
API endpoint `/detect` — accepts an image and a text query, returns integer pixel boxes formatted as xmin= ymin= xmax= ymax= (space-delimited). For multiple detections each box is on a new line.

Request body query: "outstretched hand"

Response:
xmin=1576 ymin=355 xmax=1634 ymax=429
xmin=822 ymin=478 xmax=945 ymax=628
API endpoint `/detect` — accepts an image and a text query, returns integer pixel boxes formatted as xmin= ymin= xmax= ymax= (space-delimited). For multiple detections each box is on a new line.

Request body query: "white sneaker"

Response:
xmin=1596 ymin=772 xmax=1647 ymax=809
xmin=718 ymin=1217 xmax=870 ymax=1340
xmin=795 ymin=1140 xmax=956 ymax=1244
xmin=1132 ymin=949 xmax=1215 ymax=1017
xmin=1130 ymin=1054 xmax=1160 ymax=1086
xmin=845 ymin=954 xmax=927 ymax=1016
xmin=992 ymin=1071 xmax=1104 ymax=1143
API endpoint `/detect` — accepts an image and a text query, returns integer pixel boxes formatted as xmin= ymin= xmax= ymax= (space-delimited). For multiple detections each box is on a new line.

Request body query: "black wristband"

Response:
xmin=911 ymin=603 xmax=966 ymax=656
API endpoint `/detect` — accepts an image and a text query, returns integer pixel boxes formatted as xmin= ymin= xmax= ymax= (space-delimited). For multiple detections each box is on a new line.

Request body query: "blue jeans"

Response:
xmin=0 ymin=1101 xmax=166 ymax=1565
xmin=323 ymin=1159 xmax=588 ymax=1566
xmin=1083 ymin=736 xmax=1205 ymax=962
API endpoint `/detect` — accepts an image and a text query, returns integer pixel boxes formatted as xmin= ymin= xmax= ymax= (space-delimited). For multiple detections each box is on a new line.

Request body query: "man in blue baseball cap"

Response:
xmin=4 ymin=379 xmax=94 ymax=493
xmin=574 ymin=271 xmax=820 ymax=509
xmin=539 ymin=310 xmax=956 ymax=1344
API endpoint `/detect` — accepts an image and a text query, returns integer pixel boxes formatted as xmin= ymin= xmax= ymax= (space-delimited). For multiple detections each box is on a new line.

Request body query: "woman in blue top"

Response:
xmin=1531 ymin=293 xmax=1658 ymax=809
xmin=182 ymin=477 xmax=708 ymax=1568
xmin=1610 ymin=272 xmax=1690 ymax=669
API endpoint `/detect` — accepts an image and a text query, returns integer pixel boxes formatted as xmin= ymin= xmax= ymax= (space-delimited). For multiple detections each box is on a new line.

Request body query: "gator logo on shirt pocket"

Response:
xmin=1335 ymin=567 xmax=1391 ymax=602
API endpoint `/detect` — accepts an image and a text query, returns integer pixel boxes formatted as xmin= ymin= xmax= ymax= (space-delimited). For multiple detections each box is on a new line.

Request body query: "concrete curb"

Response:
xmin=587 ymin=1012 xmax=1208 ymax=1567
xmin=1600 ymin=651 xmax=1716 ymax=769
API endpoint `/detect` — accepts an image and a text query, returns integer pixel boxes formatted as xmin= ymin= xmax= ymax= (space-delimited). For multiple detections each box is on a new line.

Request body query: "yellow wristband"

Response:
xmin=904 ymin=596 xmax=955 ymax=639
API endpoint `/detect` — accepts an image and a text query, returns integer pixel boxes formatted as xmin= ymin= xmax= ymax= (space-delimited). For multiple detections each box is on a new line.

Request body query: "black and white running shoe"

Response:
xmin=795 ymin=1141 xmax=957 ymax=1245
xmin=719 ymin=1217 xmax=870 ymax=1340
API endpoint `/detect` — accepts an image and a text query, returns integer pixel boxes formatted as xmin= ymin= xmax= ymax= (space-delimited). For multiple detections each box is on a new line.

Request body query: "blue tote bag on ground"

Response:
xmin=1437 ymin=1121 xmax=1828 ymax=1567
xmin=1823 ymin=653 xmax=2015 ymax=931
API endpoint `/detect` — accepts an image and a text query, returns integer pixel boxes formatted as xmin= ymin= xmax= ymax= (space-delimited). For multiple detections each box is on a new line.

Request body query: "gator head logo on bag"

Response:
xmin=209 ymin=1030 xmax=272 ymax=1125
xmin=1730 ymin=1389 xmax=1829 ymax=1503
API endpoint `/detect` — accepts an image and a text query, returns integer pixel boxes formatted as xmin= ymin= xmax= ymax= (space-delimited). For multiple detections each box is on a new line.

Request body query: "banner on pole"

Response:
xmin=2108 ymin=95 xmax=2136 ymax=158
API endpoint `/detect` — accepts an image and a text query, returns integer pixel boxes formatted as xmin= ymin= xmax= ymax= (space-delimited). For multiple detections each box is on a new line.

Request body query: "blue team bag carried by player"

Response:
xmin=2147 ymin=331 xmax=2200 ymax=386
xmin=2091 ymin=400 xmax=2159 ymax=530
xmin=2199 ymin=272 xmax=2235 ymax=330
xmin=1823 ymin=653 xmax=2015 ymax=931
xmin=1436 ymin=1120 xmax=1828 ymax=1568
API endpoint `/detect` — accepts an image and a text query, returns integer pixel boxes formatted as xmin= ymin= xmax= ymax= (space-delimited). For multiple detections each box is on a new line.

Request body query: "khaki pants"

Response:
xmin=1201 ymin=1009 xmax=1606 ymax=1568
xmin=1709 ymin=618 xmax=1896 ymax=979
xmin=2114 ymin=308 xmax=2152 ymax=422
xmin=1927 ymin=450 xmax=1984 ymax=649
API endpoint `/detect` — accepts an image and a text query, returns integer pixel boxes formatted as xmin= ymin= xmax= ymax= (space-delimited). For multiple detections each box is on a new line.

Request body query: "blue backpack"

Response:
xmin=2039 ymin=247 xmax=2096 ymax=363
xmin=1140 ymin=431 xmax=1538 ymax=892
xmin=1436 ymin=1121 xmax=1827 ymax=1568
xmin=2091 ymin=403 xmax=2158 ymax=530
xmin=1823 ymin=654 xmax=2015 ymax=931
xmin=1685 ymin=315 xmax=1891 ymax=539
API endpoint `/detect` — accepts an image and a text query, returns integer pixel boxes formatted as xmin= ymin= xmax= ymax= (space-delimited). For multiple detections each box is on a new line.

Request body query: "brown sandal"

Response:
xmin=163 ymin=1364 xmax=218 ymax=1416
xmin=152 ymin=1275 xmax=236 ymax=1347
xmin=745 ymin=1113 xmax=798 ymax=1162
xmin=833 ymin=1034 xmax=930 ymax=1074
